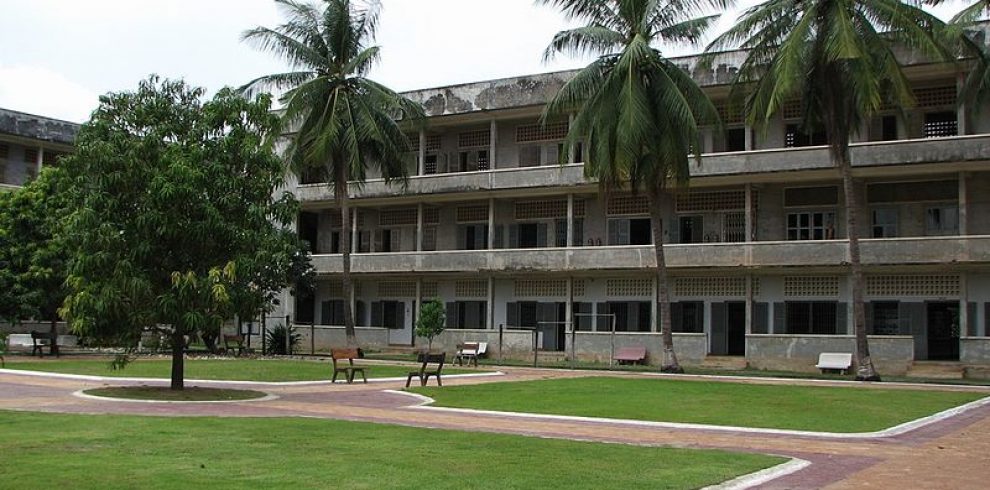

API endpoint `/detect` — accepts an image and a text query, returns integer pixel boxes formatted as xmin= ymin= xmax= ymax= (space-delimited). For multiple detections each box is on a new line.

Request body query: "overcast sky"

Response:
xmin=0 ymin=0 xmax=971 ymax=123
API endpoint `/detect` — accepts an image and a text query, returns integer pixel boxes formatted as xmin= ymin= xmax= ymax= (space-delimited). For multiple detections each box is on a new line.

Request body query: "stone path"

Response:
xmin=1 ymin=366 xmax=989 ymax=489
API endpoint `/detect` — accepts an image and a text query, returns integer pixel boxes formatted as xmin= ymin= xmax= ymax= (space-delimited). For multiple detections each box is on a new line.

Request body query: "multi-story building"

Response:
xmin=284 ymin=32 xmax=990 ymax=375
xmin=0 ymin=108 xmax=78 ymax=191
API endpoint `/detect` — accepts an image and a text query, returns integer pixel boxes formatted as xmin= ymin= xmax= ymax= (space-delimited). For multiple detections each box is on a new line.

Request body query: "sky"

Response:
xmin=0 ymin=0 xmax=973 ymax=123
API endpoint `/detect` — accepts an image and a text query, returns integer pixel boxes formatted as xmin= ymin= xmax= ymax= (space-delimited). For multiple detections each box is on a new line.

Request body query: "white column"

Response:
xmin=959 ymin=172 xmax=968 ymax=236
xmin=745 ymin=275 xmax=753 ymax=358
xmin=416 ymin=203 xmax=424 ymax=252
xmin=651 ymin=276 xmax=659 ymax=333
xmin=744 ymin=125 xmax=754 ymax=151
xmin=418 ymin=130 xmax=426 ymax=176
xmin=566 ymin=276 xmax=574 ymax=335
xmin=351 ymin=208 xmax=358 ymax=253
xmin=487 ymin=276 xmax=495 ymax=330
xmin=487 ymin=197 xmax=495 ymax=250
xmin=960 ymin=273 xmax=969 ymax=338
xmin=566 ymin=193 xmax=574 ymax=247
xmin=744 ymin=183 xmax=754 ymax=242
xmin=415 ymin=279 xmax=422 ymax=330
xmin=489 ymin=120 xmax=497 ymax=170
xmin=35 ymin=147 xmax=44 ymax=178
xmin=568 ymin=113 xmax=576 ymax=163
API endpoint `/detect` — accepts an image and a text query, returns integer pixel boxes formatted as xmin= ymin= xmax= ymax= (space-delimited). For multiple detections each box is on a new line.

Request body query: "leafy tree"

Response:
xmin=415 ymin=299 xmax=446 ymax=352
xmin=241 ymin=0 xmax=425 ymax=345
xmin=708 ymin=0 xmax=950 ymax=381
xmin=0 ymin=168 xmax=72 ymax=352
xmin=59 ymin=77 xmax=307 ymax=390
xmin=540 ymin=0 xmax=722 ymax=372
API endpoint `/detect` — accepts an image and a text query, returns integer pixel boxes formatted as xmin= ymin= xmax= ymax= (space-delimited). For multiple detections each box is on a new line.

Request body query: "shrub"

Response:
xmin=265 ymin=324 xmax=300 ymax=355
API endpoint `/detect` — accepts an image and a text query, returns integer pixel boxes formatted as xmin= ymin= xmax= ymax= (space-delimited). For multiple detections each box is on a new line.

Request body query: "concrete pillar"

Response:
xmin=487 ymin=197 xmax=495 ymax=250
xmin=745 ymin=275 xmax=753 ymax=358
xmin=36 ymin=147 xmax=44 ymax=175
xmin=416 ymin=203 xmax=424 ymax=252
xmin=566 ymin=277 xmax=574 ymax=331
xmin=960 ymin=273 xmax=969 ymax=338
xmin=959 ymin=172 xmax=968 ymax=236
xmin=651 ymin=276 xmax=659 ymax=333
xmin=489 ymin=120 xmax=497 ymax=170
xmin=351 ymin=208 xmax=358 ymax=253
xmin=744 ymin=183 xmax=754 ymax=242
xmin=487 ymin=276 xmax=495 ymax=330
xmin=568 ymin=113 xmax=576 ymax=163
xmin=566 ymin=193 xmax=574 ymax=247
xmin=415 ymin=279 xmax=422 ymax=334
xmin=957 ymin=72 xmax=967 ymax=136
xmin=418 ymin=130 xmax=426 ymax=175
xmin=744 ymin=125 xmax=754 ymax=151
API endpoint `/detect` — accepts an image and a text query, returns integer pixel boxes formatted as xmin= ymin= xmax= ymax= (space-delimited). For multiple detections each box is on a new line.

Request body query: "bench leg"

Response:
xmin=405 ymin=373 xmax=415 ymax=388
xmin=421 ymin=374 xmax=430 ymax=387
xmin=332 ymin=370 xmax=340 ymax=383
xmin=347 ymin=370 xmax=355 ymax=384
xmin=436 ymin=374 xmax=442 ymax=387
xmin=360 ymin=370 xmax=367 ymax=384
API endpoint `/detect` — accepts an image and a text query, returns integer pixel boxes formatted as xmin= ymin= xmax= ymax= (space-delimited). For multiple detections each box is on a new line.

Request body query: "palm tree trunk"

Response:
xmin=170 ymin=330 xmax=184 ymax=390
xmin=49 ymin=317 xmax=58 ymax=357
xmin=836 ymin=143 xmax=880 ymax=381
xmin=335 ymin=168 xmax=357 ymax=346
xmin=648 ymin=187 xmax=682 ymax=373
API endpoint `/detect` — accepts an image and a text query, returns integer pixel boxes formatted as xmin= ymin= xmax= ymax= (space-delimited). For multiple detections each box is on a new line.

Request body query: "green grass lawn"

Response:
xmin=2 ymin=358 xmax=479 ymax=382
xmin=0 ymin=411 xmax=781 ymax=490
xmin=413 ymin=376 xmax=987 ymax=433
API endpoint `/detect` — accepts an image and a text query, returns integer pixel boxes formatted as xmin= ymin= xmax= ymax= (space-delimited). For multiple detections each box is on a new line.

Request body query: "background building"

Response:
xmin=0 ymin=108 xmax=78 ymax=191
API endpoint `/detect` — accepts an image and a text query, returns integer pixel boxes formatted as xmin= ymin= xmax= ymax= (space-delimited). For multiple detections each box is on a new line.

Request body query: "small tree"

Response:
xmin=415 ymin=300 xmax=446 ymax=352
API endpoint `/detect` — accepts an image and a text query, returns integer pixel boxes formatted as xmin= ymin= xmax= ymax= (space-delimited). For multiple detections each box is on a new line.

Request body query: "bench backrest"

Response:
xmin=31 ymin=331 xmax=53 ymax=344
xmin=224 ymin=334 xmax=244 ymax=347
xmin=614 ymin=346 xmax=647 ymax=359
xmin=817 ymin=352 xmax=853 ymax=368
xmin=416 ymin=352 xmax=446 ymax=372
xmin=477 ymin=342 xmax=488 ymax=355
xmin=459 ymin=342 xmax=479 ymax=354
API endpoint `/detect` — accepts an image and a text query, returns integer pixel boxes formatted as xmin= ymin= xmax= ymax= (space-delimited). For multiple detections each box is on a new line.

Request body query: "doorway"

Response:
xmin=727 ymin=302 xmax=746 ymax=356
xmin=926 ymin=302 xmax=959 ymax=361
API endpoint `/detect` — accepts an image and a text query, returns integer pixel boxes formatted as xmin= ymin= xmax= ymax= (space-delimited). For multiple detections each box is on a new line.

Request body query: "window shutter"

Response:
xmin=397 ymin=304 xmax=406 ymax=331
xmin=508 ymin=224 xmax=519 ymax=248
xmin=865 ymin=302 xmax=874 ymax=334
xmin=670 ymin=302 xmax=683 ymax=333
xmin=574 ymin=219 xmax=584 ymax=247
xmin=373 ymin=230 xmax=383 ymax=252
xmin=320 ymin=301 xmax=332 ymax=326
xmin=596 ymin=303 xmax=609 ymax=331
xmin=371 ymin=302 xmax=383 ymax=327
xmin=669 ymin=217 xmax=680 ymax=244
xmin=608 ymin=220 xmax=619 ymax=245
xmin=356 ymin=301 xmax=366 ymax=327
xmin=456 ymin=225 xmax=467 ymax=250
xmin=446 ymin=302 xmax=457 ymax=329
xmin=968 ymin=302 xmax=978 ymax=337
xmin=710 ymin=302 xmax=727 ymax=355
xmin=506 ymin=302 xmax=519 ymax=328
xmin=836 ymin=302 xmax=848 ymax=335
xmin=544 ymin=143 xmax=559 ymax=166
xmin=753 ymin=302 xmax=769 ymax=334
xmin=494 ymin=225 xmax=504 ymax=249
xmin=537 ymin=223 xmax=548 ymax=248
xmin=773 ymin=302 xmax=786 ymax=334
xmin=618 ymin=219 xmax=630 ymax=245
xmin=476 ymin=225 xmax=488 ymax=250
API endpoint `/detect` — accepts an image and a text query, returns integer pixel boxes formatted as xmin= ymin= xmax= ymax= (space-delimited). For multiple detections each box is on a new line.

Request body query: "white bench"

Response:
xmin=454 ymin=342 xmax=488 ymax=366
xmin=816 ymin=353 xmax=853 ymax=374
xmin=6 ymin=333 xmax=78 ymax=356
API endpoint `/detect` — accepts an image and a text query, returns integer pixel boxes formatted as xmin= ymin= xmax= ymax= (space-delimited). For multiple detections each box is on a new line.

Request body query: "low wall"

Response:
xmin=566 ymin=332 xmax=707 ymax=366
xmin=1 ymin=322 xmax=69 ymax=335
xmin=746 ymin=335 xmax=914 ymax=375
xmin=961 ymin=337 xmax=990 ymax=365
xmin=428 ymin=329 xmax=536 ymax=358
xmin=292 ymin=325 xmax=390 ymax=352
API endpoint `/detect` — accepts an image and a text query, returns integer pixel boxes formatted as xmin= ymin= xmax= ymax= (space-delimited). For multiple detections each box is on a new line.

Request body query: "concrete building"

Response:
xmin=0 ymin=108 xmax=78 ymax=191
xmin=283 ymin=36 xmax=990 ymax=376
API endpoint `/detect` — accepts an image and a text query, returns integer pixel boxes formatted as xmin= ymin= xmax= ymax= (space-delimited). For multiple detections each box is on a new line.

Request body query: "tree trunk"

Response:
xmin=335 ymin=169 xmax=357 ymax=346
xmin=170 ymin=330 xmax=185 ymax=390
xmin=49 ymin=317 xmax=59 ymax=357
xmin=648 ymin=187 xmax=682 ymax=373
xmin=824 ymin=68 xmax=880 ymax=382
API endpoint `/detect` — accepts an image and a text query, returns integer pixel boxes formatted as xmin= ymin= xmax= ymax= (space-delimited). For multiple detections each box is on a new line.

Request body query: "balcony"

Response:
xmin=294 ymin=134 xmax=990 ymax=203
xmin=310 ymin=235 xmax=990 ymax=274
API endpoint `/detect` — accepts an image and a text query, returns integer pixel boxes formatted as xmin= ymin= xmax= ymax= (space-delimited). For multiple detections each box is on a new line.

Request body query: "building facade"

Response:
xmin=0 ymin=108 xmax=78 ymax=191
xmin=283 ymin=40 xmax=990 ymax=375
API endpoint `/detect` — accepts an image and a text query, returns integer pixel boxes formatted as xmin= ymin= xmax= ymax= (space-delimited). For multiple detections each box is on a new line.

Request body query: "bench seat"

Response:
xmin=613 ymin=346 xmax=647 ymax=365
xmin=816 ymin=353 xmax=853 ymax=374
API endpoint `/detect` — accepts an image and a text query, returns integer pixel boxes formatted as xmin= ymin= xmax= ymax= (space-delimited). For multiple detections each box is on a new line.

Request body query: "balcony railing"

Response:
xmin=309 ymin=235 xmax=990 ymax=274
xmin=295 ymin=134 xmax=990 ymax=203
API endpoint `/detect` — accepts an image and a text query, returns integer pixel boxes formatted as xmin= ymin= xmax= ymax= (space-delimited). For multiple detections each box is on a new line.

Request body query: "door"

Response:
xmin=383 ymin=301 xmax=413 ymax=346
xmin=926 ymin=302 xmax=959 ymax=361
xmin=726 ymin=302 xmax=746 ymax=356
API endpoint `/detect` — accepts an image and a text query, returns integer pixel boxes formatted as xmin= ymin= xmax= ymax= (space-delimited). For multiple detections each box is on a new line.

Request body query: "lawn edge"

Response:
xmin=0 ymin=367 xmax=504 ymax=386
xmin=701 ymin=457 xmax=811 ymax=490
xmin=389 ymin=389 xmax=990 ymax=439
xmin=72 ymin=389 xmax=280 ymax=404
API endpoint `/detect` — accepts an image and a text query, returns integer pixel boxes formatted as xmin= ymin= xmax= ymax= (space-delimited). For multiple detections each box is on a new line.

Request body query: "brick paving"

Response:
xmin=1 ymin=366 xmax=989 ymax=488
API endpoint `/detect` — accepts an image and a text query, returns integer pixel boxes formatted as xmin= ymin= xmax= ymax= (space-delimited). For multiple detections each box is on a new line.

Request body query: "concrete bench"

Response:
xmin=454 ymin=342 xmax=488 ymax=366
xmin=6 ymin=333 xmax=78 ymax=357
xmin=816 ymin=353 xmax=853 ymax=374
xmin=613 ymin=346 xmax=648 ymax=365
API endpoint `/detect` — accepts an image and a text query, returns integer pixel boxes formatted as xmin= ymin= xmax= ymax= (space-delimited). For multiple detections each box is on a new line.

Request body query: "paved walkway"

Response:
xmin=1 ymin=366 xmax=989 ymax=489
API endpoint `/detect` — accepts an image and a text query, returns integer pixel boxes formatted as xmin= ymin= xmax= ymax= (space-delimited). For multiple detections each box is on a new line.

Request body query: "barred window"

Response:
xmin=784 ymin=276 xmax=840 ymax=297
xmin=606 ymin=279 xmax=652 ymax=297
xmin=458 ymin=129 xmax=490 ymax=149
xmin=514 ymin=279 xmax=567 ymax=297
xmin=867 ymin=275 xmax=959 ymax=297
xmin=516 ymin=120 xmax=569 ymax=142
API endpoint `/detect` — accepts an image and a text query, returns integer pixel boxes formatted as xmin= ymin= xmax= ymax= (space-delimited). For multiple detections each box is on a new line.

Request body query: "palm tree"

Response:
xmin=934 ymin=2 xmax=990 ymax=104
xmin=241 ymin=0 xmax=424 ymax=344
xmin=708 ymin=0 xmax=950 ymax=381
xmin=540 ymin=0 xmax=723 ymax=373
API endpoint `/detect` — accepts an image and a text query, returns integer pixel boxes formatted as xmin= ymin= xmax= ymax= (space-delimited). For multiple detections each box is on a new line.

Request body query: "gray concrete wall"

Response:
xmin=566 ymin=332 xmax=707 ymax=366
xmin=747 ymin=334 xmax=914 ymax=374
xmin=961 ymin=338 xmax=990 ymax=364
xmin=293 ymin=326 xmax=390 ymax=353
xmin=1 ymin=321 xmax=69 ymax=335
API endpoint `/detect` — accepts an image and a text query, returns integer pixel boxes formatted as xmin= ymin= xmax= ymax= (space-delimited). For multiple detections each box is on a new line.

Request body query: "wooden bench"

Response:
xmin=613 ymin=346 xmax=647 ymax=365
xmin=331 ymin=348 xmax=368 ymax=384
xmin=31 ymin=331 xmax=58 ymax=357
xmin=454 ymin=342 xmax=481 ymax=367
xmin=406 ymin=352 xmax=446 ymax=387
xmin=223 ymin=334 xmax=246 ymax=357
xmin=816 ymin=353 xmax=853 ymax=374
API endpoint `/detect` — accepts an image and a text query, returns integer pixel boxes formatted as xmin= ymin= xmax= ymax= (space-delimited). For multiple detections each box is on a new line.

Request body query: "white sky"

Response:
xmin=0 ymin=0 xmax=972 ymax=123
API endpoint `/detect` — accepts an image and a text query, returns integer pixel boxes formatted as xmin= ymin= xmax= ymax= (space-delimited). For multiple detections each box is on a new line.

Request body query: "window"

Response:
xmin=923 ymin=111 xmax=957 ymax=138
xmin=605 ymin=302 xmax=651 ymax=332
xmin=457 ymin=224 xmax=488 ymax=250
xmin=785 ymin=124 xmax=827 ymax=147
xmin=457 ymin=149 xmax=489 ymax=172
xmin=784 ymin=186 xmax=838 ymax=207
xmin=785 ymin=302 xmax=837 ymax=334
xmin=449 ymin=301 xmax=487 ymax=329
xmin=678 ymin=216 xmax=704 ymax=244
xmin=881 ymin=115 xmax=898 ymax=141
xmin=518 ymin=223 xmax=540 ymax=248
xmin=926 ymin=205 xmax=959 ymax=236
xmin=673 ymin=301 xmax=704 ymax=333
xmin=867 ymin=180 xmax=957 ymax=204
xmin=724 ymin=127 xmax=746 ymax=152
xmin=321 ymin=300 xmax=345 ymax=326
xmin=871 ymin=209 xmax=898 ymax=238
xmin=608 ymin=218 xmax=651 ymax=245
xmin=787 ymin=212 xmax=836 ymax=240
xmin=555 ymin=219 xmax=584 ymax=247
xmin=872 ymin=302 xmax=900 ymax=335
xmin=519 ymin=145 xmax=541 ymax=167
xmin=424 ymin=154 xmax=438 ymax=174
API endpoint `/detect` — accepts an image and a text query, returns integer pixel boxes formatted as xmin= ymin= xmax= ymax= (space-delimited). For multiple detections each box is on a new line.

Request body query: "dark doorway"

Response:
xmin=298 ymin=212 xmax=319 ymax=253
xmin=518 ymin=223 xmax=540 ymax=248
xmin=727 ymin=302 xmax=746 ymax=356
xmin=927 ymin=302 xmax=959 ymax=361
xmin=629 ymin=218 xmax=652 ymax=245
